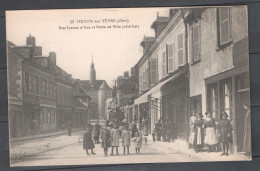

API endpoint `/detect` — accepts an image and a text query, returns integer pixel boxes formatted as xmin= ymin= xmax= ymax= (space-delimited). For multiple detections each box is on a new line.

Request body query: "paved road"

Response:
xmin=11 ymin=131 xmax=200 ymax=167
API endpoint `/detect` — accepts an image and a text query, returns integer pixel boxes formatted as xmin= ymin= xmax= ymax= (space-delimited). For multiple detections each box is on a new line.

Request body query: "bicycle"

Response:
xmin=78 ymin=134 xmax=84 ymax=143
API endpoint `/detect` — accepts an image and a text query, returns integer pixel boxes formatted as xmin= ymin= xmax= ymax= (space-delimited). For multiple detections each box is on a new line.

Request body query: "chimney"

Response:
xmin=49 ymin=52 xmax=56 ymax=65
xmin=140 ymin=36 xmax=155 ymax=55
xmin=26 ymin=34 xmax=36 ymax=46
xmin=124 ymin=71 xmax=129 ymax=77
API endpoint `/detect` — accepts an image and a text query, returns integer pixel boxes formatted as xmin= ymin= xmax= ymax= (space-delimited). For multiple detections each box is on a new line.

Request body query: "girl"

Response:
xmin=134 ymin=132 xmax=142 ymax=155
xmin=110 ymin=125 xmax=120 ymax=155
xmin=218 ymin=112 xmax=232 ymax=156
xmin=204 ymin=112 xmax=218 ymax=152
xmin=101 ymin=126 xmax=111 ymax=156
xmin=121 ymin=126 xmax=131 ymax=155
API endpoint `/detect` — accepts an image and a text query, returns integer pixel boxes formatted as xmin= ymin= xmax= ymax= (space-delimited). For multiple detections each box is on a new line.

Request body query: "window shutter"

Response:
xmin=178 ymin=33 xmax=184 ymax=66
xmin=192 ymin=24 xmax=200 ymax=62
xmin=168 ymin=43 xmax=174 ymax=72
xmin=219 ymin=7 xmax=231 ymax=45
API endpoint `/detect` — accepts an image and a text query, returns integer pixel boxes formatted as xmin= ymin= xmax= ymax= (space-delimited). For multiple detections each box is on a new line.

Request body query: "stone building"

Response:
xmin=134 ymin=9 xmax=190 ymax=140
xmin=7 ymin=41 xmax=23 ymax=138
xmin=9 ymin=35 xmax=57 ymax=132
xmin=77 ymin=60 xmax=111 ymax=121
xmin=187 ymin=6 xmax=249 ymax=153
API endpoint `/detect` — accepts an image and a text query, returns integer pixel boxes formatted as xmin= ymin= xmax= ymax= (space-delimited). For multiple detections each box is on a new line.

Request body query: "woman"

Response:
xmin=193 ymin=113 xmax=204 ymax=152
xmin=110 ymin=125 xmax=120 ymax=155
xmin=131 ymin=124 xmax=138 ymax=138
xmin=101 ymin=126 xmax=111 ymax=156
xmin=242 ymin=102 xmax=251 ymax=157
xmin=188 ymin=111 xmax=197 ymax=148
xmin=122 ymin=126 xmax=131 ymax=155
xmin=83 ymin=127 xmax=96 ymax=155
xmin=204 ymin=112 xmax=218 ymax=152
xmin=218 ymin=112 xmax=232 ymax=156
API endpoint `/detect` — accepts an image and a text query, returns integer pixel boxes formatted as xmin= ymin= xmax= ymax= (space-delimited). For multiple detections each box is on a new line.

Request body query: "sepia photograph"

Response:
xmin=6 ymin=6 xmax=251 ymax=167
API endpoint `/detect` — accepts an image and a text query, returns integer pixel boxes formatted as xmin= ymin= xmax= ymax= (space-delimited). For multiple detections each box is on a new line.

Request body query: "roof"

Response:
xmin=142 ymin=37 xmax=156 ymax=43
xmin=140 ymin=37 xmax=156 ymax=47
xmin=99 ymin=81 xmax=111 ymax=90
xmin=79 ymin=80 xmax=110 ymax=90
xmin=80 ymin=80 xmax=105 ymax=90
xmin=154 ymin=16 xmax=170 ymax=23
xmin=117 ymin=76 xmax=137 ymax=94
xmin=151 ymin=16 xmax=170 ymax=28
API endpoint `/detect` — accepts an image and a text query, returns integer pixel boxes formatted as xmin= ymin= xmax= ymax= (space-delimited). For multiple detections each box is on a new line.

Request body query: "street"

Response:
xmin=11 ymin=130 xmax=200 ymax=167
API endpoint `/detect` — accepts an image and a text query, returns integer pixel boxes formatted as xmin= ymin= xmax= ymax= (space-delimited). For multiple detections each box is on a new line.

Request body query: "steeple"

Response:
xmin=90 ymin=56 xmax=96 ymax=86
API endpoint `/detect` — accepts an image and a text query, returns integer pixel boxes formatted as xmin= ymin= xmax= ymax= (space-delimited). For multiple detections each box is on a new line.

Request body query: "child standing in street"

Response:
xmin=121 ymin=126 xmax=131 ymax=155
xmin=134 ymin=132 xmax=142 ymax=155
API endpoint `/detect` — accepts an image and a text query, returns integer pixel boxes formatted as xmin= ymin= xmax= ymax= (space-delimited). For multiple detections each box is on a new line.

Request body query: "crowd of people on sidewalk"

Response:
xmin=188 ymin=102 xmax=251 ymax=157
xmin=152 ymin=119 xmax=173 ymax=143
xmin=82 ymin=119 xmax=143 ymax=156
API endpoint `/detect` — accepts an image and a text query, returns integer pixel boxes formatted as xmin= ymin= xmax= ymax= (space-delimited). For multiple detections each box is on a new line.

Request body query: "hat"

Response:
xmin=197 ymin=113 xmax=203 ymax=117
xmin=205 ymin=112 xmax=212 ymax=116
xmin=221 ymin=112 xmax=228 ymax=118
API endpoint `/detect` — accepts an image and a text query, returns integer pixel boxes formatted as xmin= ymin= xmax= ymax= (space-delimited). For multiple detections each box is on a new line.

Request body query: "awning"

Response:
xmin=134 ymin=69 xmax=183 ymax=105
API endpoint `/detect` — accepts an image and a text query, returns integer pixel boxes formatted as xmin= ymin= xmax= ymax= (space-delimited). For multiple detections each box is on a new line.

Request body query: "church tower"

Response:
xmin=90 ymin=57 xmax=96 ymax=86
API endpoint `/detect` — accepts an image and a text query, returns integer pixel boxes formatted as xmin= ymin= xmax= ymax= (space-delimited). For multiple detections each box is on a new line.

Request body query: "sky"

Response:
xmin=6 ymin=8 xmax=170 ymax=86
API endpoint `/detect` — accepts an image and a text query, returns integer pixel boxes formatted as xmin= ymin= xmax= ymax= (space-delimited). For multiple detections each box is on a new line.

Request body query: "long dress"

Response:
xmin=242 ymin=110 xmax=251 ymax=153
xmin=217 ymin=119 xmax=232 ymax=143
xmin=193 ymin=119 xmax=204 ymax=148
xmin=110 ymin=128 xmax=120 ymax=147
xmin=134 ymin=134 xmax=142 ymax=148
xmin=83 ymin=130 xmax=95 ymax=150
xmin=122 ymin=130 xmax=131 ymax=147
xmin=101 ymin=129 xmax=111 ymax=149
xmin=204 ymin=118 xmax=218 ymax=145
xmin=189 ymin=116 xmax=197 ymax=144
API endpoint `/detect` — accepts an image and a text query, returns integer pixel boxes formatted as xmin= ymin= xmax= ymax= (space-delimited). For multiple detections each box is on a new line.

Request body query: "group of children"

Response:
xmin=83 ymin=124 xmax=143 ymax=157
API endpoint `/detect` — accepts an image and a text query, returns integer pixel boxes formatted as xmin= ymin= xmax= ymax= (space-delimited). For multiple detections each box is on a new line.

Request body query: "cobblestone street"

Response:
xmin=11 ymin=130 xmax=201 ymax=167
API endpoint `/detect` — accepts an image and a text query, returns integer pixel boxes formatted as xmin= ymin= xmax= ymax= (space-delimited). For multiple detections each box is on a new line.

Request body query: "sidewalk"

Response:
xmin=10 ymin=128 xmax=82 ymax=142
xmin=146 ymin=135 xmax=251 ymax=162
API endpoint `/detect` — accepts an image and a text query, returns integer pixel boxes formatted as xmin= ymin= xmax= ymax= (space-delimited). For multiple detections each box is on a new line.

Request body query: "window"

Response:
xmin=178 ymin=33 xmax=184 ymax=66
xmin=192 ymin=23 xmax=201 ymax=63
xmin=139 ymin=75 xmax=143 ymax=91
xmin=150 ymin=54 xmax=158 ymax=85
xmin=220 ymin=80 xmax=232 ymax=120
xmin=43 ymin=79 xmax=47 ymax=96
xmin=167 ymin=43 xmax=174 ymax=72
xmin=218 ymin=7 xmax=232 ymax=46
xmin=162 ymin=51 xmax=166 ymax=76
xmin=142 ymin=67 xmax=148 ymax=90
xmin=208 ymin=84 xmax=218 ymax=119
xmin=25 ymin=72 xmax=29 ymax=91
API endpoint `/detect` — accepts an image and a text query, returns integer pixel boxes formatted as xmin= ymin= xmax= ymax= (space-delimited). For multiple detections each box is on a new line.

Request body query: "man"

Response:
xmin=242 ymin=102 xmax=251 ymax=157
xmin=93 ymin=121 xmax=101 ymax=144
xmin=155 ymin=119 xmax=163 ymax=141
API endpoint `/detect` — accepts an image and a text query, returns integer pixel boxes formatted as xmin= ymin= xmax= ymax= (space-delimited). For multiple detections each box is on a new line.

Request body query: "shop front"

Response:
xmin=205 ymin=64 xmax=250 ymax=153
xmin=161 ymin=71 xmax=189 ymax=141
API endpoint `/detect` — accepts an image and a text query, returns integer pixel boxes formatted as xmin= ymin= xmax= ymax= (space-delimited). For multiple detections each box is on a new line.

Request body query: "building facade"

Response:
xmin=7 ymin=35 xmax=92 ymax=136
xmin=187 ymin=6 xmax=249 ymax=153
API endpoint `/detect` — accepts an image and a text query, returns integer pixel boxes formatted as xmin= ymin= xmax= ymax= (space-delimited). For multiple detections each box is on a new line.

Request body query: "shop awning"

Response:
xmin=134 ymin=69 xmax=184 ymax=105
